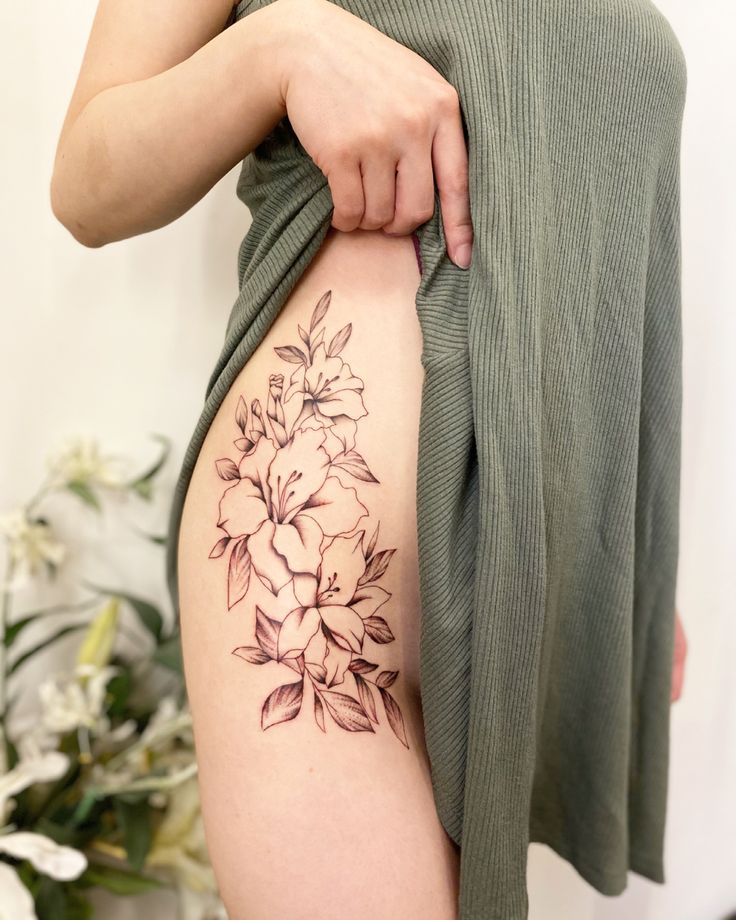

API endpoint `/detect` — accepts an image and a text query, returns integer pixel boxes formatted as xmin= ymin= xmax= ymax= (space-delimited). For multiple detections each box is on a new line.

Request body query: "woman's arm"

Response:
xmin=50 ymin=0 xmax=287 ymax=247
xmin=52 ymin=0 xmax=473 ymax=266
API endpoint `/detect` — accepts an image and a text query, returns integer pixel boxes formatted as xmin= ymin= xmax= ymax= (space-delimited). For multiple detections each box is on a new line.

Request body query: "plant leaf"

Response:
xmin=353 ymin=674 xmax=378 ymax=724
xmin=333 ymin=450 xmax=379 ymax=484
xmin=261 ymin=680 xmax=304 ymax=730
xmin=321 ymin=689 xmax=374 ymax=732
xmin=314 ymin=693 xmax=326 ymax=732
xmin=85 ymin=584 xmax=165 ymax=641
xmin=227 ymin=538 xmax=251 ymax=609
xmin=375 ymin=670 xmax=399 ymax=689
xmin=235 ymin=396 xmax=249 ymax=433
xmin=348 ymin=658 xmax=378 ymax=675
xmin=309 ymin=290 xmax=331 ymax=331
xmin=305 ymin=661 xmax=327 ymax=682
xmin=80 ymin=864 xmax=163 ymax=896
xmin=358 ymin=548 xmax=396 ymax=585
xmin=363 ymin=616 xmax=395 ymax=644
xmin=255 ymin=607 xmax=280 ymax=659
xmin=215 ymin=458 xmax=240 ymax=481
xmin=327 ymin=323 xmax=352 ymax=357
xmin=209 ymin=535 xmax=230 ymax=559
xmin=8 ymin=622 xmax=88 ymax=674
xmin=364 ymin=524 xmax=380 ymax=559
xmin=379 ymin=687 xmax=409 ymax=748
xmin=4 ymin=599 xmax=98 ymax=648
xmin=274 ymin=345 xmax=307 ymax=365
xmin=309 ymin=327 xmax=326 ymax=357
xmin=153 ymin=634 xmax=183 ymax=673
xmin=66 ymin=480 xmax=100 ymax=511
xmin=232 ymin=646 xmax=270 ymax=664
xmin=126 ymin=434 xmax=171 ymax=501
xmin=115 ymin=798 xmax=152 ymax=872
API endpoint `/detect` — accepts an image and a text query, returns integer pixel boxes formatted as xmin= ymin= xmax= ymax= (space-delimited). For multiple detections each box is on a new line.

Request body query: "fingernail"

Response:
xmin=455 ymin=242 xmax=472 ymax=269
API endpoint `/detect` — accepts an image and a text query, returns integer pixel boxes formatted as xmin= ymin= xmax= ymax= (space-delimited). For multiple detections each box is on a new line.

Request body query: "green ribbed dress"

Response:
xmin=165 ymin=0 xmax=687 ymax=915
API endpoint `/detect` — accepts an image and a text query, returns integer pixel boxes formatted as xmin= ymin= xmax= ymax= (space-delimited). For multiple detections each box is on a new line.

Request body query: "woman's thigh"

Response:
xmin=177 ymin=226 xmax=459 ymax=919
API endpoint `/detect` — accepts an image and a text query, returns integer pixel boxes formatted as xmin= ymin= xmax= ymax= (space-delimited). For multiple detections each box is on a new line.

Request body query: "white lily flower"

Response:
xmin=0 ymin=861 xmax=36 ymax=920
xmin=45 ymin=437 xmax=127 ymax=490
xmin=0 ymin=832 xmax=87 ymax=881
xmin=0 ymin=749 xmax=69 ymax=816
xmin=0 ymin=510 xmax=66 ymax=588
xmin=138 ymin=696 xmax=192 ymax=750
xmin=38 ymin=664 xmax=118 ymax=737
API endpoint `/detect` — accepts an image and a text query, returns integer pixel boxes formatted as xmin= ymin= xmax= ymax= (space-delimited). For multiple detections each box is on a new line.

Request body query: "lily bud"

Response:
xmin=77 ymin=598 xmax=119 ymax=670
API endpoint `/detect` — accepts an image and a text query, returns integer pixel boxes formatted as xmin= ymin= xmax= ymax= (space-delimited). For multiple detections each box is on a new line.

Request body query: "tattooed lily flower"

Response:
xmin=284 ymin=343 xmax=367 ymax=455
xmin=217 ymin=428 xmax=367 ymax=595
xmin=276 ymin=532 xmax=391 ymax=687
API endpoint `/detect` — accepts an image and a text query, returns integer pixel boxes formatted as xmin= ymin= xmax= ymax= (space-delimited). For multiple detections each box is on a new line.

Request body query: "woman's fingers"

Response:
xmin=276 ymin=0 xmax=473 ymax=266
xmin=329 ymin=155 xmax=366 ymax=232
xmin=358 ymin=153 xmax=398 ymax=230
xmin=383 ymin=148 xmax=435 ymax=237
xmin=432 ymin=88 xmax=473 ymax=268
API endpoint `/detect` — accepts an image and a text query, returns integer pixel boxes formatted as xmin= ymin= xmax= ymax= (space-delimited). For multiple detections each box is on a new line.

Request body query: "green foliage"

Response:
xmin=0 ymin=433 xmax=214 ymax=918
xmin=115 ymin=798 xmax=154 ymax=872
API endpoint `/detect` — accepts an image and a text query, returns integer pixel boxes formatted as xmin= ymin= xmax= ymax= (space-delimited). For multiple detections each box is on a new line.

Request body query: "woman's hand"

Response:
xmin=671 ymin=608 xmax=687 ymax=702
xmin=272 ymin=0 xmax=474 ymax=268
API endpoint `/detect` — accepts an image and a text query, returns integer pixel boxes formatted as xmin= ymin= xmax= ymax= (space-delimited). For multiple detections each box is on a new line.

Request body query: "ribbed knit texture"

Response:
xmin=166 ymin=1 xmax=687 ymax=916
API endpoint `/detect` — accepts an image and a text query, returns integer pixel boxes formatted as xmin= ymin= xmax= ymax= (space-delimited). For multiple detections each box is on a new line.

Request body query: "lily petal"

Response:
xmin=294 ymin=574 xmax=318 ymax=608
xmin=323 ymin=635 xmax=353 ymax=688
xmin=317 ymin=388 xmax=367 ymax=420
xmin=318 ymin=532 xmax=365 ymax=605
xmin=248 ymin=520 xmax=292 ymax=593
xmin=0 ymin=832 xmax=87 ymax=881
xmin=257 ymin=579 xmax=301 ymax=623
xmin=268 ymin=429 xmax=330 ymax=522
xmin=217 ymin=480 xmax=269 ymax=539
xmin=319 ymin=605 xmax=365 ymax=654
xmin=0 ymin=750 xmax=69 ymax=805
xmin=272 ymin=516 xmax=323 ymax=575
xmin=277 ymin=607 xmax=321 ymax=660
xmin=0 ymin=862 xmax=36 ymax=920
xmin=237 ymin=436 xmax=277 ymax=512
xmin=300 ymin=477 xmax=368 ymax=537
xmin=350 ymin=584 xmax=392 ymax=619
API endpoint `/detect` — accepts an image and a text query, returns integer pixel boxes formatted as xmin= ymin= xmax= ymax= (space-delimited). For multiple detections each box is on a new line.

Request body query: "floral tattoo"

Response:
xmin=209 ymin=291 xmax=409 ymax=747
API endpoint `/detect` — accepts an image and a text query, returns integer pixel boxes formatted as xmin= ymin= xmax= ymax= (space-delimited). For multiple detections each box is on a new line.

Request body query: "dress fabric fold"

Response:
xmin=166 ymin=0 xmax=687 ymax=916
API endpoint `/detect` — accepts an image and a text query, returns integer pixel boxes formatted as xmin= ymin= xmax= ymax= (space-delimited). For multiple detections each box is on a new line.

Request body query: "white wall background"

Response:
xmin=1 ymin=2 xmax=734 ymax=919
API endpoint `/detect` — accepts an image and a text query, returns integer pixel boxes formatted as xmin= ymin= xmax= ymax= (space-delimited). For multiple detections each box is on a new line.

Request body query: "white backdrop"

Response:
xmin=2 ymin=2 xmax=734 ymax=919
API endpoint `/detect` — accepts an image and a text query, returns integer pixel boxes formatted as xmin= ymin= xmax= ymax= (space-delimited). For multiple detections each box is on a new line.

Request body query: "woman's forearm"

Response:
xmin=50 ymin=6 xmax=288 ymax=248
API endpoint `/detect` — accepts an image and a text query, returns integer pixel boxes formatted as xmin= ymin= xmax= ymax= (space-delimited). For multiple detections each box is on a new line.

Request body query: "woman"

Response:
xmin=51 ymin=0 xmax=688 ymax=917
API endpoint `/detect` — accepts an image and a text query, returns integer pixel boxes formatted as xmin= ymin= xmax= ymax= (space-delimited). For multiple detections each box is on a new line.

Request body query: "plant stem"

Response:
xmin=0 ymin=552 xmax=15 ymax=778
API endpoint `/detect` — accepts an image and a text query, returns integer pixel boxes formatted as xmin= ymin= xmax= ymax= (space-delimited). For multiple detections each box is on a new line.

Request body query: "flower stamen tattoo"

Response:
xmin=209 ymin=291 xmax=409 ymax=748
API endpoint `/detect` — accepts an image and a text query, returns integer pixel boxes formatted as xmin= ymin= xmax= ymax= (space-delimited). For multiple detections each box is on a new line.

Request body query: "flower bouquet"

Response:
xmin=0 ymin=437 xmax=223 ymax=920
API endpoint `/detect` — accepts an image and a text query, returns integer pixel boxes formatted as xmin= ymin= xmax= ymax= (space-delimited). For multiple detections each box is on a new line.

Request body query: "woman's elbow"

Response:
xmin=49 ymin=158 xmax=113 ymax=250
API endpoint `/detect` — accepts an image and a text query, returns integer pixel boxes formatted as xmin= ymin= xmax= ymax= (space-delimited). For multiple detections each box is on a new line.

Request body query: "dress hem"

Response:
xmin=528 ymin=827 xmax=665 ymax=896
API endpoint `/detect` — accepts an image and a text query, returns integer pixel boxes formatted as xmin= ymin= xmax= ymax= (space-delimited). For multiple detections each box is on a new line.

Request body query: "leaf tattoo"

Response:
xmin=210 ymin=290 xmax=409 ymax=748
